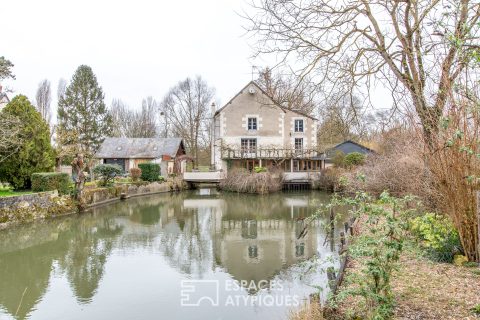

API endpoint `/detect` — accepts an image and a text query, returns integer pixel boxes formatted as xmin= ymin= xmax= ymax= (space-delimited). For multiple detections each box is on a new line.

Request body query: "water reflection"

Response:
xmin=0 ymin=190 xmax=343 ymax=320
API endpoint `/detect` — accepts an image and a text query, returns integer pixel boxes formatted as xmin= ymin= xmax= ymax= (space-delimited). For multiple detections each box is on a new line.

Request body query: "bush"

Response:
xmin=343 ymin=152 xmax=365 ymax=167
xmin=315 ymin=167 xmax=344 ymax=191
xmin=220 ymin=168 xmax=283 ymax=194
xmin=158 ymin=176 xmax=165 ymax=182
xmin=138 ymin=163 xmax=161 ymax=182
xmin=254 ymin=166 xmax=267 ymax=173
xmin=332 ymin=150 xmax=345 ymax=167
xmin=0 ymin=182 xmax=13 ymax=193
xmin=93 ymin=164 xmax=123 ymax=187
xmin=31 ymin=173 xmax=71 ymax=194
xmin=130 ymin=168 xmax=142 ymax=182
xmin=411 ymin=213 xmax=463 ymax=262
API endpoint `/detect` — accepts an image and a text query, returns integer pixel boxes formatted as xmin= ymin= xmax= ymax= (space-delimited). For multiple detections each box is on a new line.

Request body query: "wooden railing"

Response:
xmin=220 ymin=147 xmax=322 ymax=159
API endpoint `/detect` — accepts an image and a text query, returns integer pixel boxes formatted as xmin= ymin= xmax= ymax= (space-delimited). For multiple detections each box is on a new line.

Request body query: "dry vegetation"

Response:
xmin=343 ymin=129 xmax=441 ymax=209
xmin=219 ymin=167 xmax=283 ymax=194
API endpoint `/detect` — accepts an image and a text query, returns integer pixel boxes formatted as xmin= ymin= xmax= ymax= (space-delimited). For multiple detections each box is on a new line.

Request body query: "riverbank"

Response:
xmin=0 ymin=177 xmax=188 ymax=229
xmin=294 ymin=215 xmax=480 ymax=320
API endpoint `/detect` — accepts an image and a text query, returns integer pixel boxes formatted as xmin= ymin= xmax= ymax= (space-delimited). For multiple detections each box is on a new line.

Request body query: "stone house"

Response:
xmin=211 ymin=81 xmax=324 ymax=180
xmin=95 ymin=137 xmax=187 ymax=176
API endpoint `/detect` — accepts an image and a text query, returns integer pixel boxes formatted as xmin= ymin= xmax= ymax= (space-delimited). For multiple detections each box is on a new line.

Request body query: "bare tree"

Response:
xmin=256 ymin=67 xmax=317 ymax=115
xmin=161 ymin=76 xmax=215 ymax=166
xmin=110 ymin=98 xmax=158 ymax=138
xmin=246 ymin=0 xmax=480 ymax=146
xmin=36 ymin=79 xmax=52 ymax=125
xmin=57 ymin=78 xmax=67 ymax=101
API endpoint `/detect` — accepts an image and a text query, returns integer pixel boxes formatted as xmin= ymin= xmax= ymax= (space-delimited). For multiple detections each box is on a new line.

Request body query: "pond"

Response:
xmin=0 ymin=190 xmax=346 ymax=320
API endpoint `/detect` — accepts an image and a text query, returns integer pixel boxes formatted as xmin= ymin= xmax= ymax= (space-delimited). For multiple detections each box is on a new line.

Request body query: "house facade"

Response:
xmin=212 ymin=81 xmax=324 ymax=179
xmin=95 ymin=137 xmax=187 ymax=176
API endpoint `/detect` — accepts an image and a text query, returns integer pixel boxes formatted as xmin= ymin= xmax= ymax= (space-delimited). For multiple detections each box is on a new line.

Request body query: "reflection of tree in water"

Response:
xmin=159 ymin=207 xmax=214 ymax=277
xmin=0 ymin=243 xmax=57 ymax=319
xmin=58 ymin=217 xmax=123 ymax=304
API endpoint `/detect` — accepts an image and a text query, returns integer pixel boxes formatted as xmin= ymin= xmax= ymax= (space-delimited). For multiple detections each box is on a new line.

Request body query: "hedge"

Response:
xmin=31 ymin=172 xmax=71 ymax=194
xmin=138 ymin=163 xmax=161 ymax=182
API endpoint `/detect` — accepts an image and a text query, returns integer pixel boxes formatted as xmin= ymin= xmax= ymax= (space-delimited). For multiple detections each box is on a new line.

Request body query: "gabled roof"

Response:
xmin=333 ymin=140 xmax=375 ymax=152
xmin=95 ymin=137 xmax=184 ymax=159
xmin=325 ymin=140 xmax=375 ymax=158
xmin=215 ymin=81 xmax=318 ymax=120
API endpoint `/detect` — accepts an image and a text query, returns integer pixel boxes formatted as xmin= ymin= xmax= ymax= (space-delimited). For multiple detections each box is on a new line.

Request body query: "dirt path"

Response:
xmin=392 ymin=253 xmax=480 ymax=320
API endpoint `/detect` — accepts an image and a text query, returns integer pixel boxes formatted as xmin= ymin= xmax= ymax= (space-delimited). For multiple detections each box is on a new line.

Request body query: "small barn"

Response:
xmin=95 ymin=137 xmax=187 ymax=176
xmin=325 ymin=140 xmax=374 ymax=165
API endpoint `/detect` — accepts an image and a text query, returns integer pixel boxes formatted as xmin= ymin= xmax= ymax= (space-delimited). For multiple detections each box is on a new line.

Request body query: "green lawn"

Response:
xmin=0 ymin=190 xmax=35 ymax=198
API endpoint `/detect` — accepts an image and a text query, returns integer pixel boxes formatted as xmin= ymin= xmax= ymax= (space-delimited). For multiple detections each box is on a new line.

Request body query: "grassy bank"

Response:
xmin=0 ymin=190 xmax=34 ymax=198
xmin=290 ymin=191 xmax=480 ymax=320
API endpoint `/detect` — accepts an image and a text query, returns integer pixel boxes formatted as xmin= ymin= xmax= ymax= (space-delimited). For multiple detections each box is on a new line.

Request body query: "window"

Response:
xmin=241 ymin=138 xmax=257 ymax=153
xmin=294 ymin=119 xmax=304 ymax=132
xmin=247 ymin=117 xmax=257 ymax=130
xmin=294 ymin=138 xmax=303 ymax=151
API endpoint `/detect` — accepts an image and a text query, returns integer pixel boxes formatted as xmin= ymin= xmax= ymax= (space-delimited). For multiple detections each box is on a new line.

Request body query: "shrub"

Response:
xmin=130 ymin=168 xmax=142 ymax=182
xmin=93 ymin=164 xmax=123 ymax=187
xmin=158 ymin=176 xmax=165 ymax=182
xmin=0 ymin=182 xmax=13 ymax=193
xmin=343 ymin=152 xmax=365 ymax=167
xmin=138 ymin=163 xmax=161 ymax=182
xmin=254 ymin=166 xmax=267 ymax=173
xmin=31 ymin=172 xmax=71 ymax=194
xmin=315 ymin=167 xmax=344 ymax=192
xmin=332 ymin=150 xmax=345 ymax=167
xmin=411 ymin=213 xmax=463 ymax=262
xmin=220 ymin=168 xmax=283 ymax=194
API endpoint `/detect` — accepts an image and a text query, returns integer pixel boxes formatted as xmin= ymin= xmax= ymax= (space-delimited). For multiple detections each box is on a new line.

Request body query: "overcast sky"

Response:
xmin=1 ymin=0 xmax=391 ymax=114
xmin=1 ymin=0 xmax=269 ymax=111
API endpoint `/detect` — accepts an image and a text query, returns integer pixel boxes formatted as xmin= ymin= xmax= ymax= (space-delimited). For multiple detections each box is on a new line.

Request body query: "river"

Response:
xmin=0 ymin=189 xmax=345 ymax=320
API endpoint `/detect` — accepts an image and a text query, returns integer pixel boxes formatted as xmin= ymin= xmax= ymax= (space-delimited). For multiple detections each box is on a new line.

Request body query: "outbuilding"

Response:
xmin=94 ymin=137 xmax=187 ymax=176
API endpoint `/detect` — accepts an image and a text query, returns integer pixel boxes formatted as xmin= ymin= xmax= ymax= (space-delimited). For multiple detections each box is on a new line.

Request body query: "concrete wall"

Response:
xmin=183 ymin=171 xmax=225 ymax=182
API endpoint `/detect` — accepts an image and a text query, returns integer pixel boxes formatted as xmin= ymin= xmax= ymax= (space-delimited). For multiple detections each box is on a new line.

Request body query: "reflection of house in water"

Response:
xmin=181 ymin=194 xmax=321 ymax=290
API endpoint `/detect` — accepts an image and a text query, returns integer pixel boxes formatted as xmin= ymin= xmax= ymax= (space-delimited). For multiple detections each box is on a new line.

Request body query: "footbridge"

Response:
xmin=182 ymin=171 xmax=224 ymax=184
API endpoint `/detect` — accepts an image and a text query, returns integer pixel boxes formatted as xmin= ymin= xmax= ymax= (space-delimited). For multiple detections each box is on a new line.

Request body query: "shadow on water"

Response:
xmin=0 ymin=190 xmax=346 ymax=320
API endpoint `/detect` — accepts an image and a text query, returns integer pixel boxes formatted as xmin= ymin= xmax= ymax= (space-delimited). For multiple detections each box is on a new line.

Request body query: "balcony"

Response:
xmin=220 ymin=147 xmax=322 ymax=159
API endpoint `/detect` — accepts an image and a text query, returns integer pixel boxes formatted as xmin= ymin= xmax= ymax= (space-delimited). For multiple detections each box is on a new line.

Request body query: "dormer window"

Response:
xmin=116 ymin=146 xmax=122 ymax=151
xmin=294 ymin=119 xmax=304 ymax=132
xmin=248 ymin=117 xmax=257 ymax=130
xmin=153 ymin=146 xmax=158 ymax=151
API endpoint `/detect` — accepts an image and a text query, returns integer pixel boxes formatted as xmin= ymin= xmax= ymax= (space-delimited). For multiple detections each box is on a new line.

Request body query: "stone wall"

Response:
xmin=83 ymin=177 xmax=188 ymax=207
xmin=0 ymin=191 xmax=75 ymax=228
xmin=0 ymin=178 xmax=189 ymax=229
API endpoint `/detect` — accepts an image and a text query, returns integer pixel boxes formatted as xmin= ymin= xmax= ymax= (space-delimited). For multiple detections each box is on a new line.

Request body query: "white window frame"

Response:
xmin=247 ymin=117 xmax=257 ymax=130
xmin=294 ymin=119 xmax=304 ymax=132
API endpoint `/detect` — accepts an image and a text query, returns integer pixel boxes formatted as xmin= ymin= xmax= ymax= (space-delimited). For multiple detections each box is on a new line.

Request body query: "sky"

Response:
xmin=1 ymin=0 xmax=268 ymax=111
xmin=1 ymin=0 xmax=392 ymax=115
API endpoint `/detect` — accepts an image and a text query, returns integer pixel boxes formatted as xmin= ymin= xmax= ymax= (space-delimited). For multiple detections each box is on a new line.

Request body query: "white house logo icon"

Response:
xmin=180 ymin=280 xmax=220 ymax=307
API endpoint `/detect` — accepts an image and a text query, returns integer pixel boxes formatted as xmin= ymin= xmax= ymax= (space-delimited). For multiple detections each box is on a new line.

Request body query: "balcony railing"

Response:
xmin=220 ymin=147 xmax=321 ymax=159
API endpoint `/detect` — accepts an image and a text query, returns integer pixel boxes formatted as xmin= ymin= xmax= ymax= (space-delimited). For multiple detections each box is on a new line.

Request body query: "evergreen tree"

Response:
xmin=57 ymin=65 xmax=112 ymax=162
xmin=0 ymin=95 xmax=55 ymax=189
